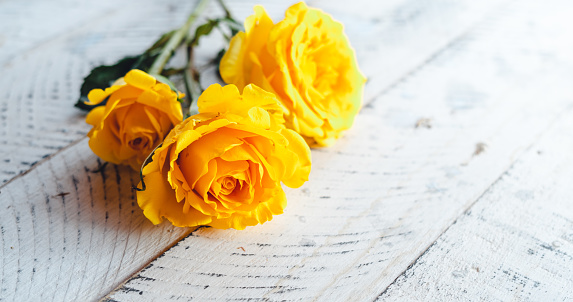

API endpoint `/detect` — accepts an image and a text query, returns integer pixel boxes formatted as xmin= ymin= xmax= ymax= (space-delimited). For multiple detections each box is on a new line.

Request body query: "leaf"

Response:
xmin=146 ymin=30 xmax=176 ymax=55
xmin=161 ymin=67 xmax=185 ymax=77
xmin=219 ymin=17 xmax=243 ymax=36
xmin=74 ymin=56 xmax=139 ymax=110
xmin=150 ymin=73 xmax=182 ymax=100
xmin=188 ymin=17 xmax=244 ymax=47
xmin=215 ymin=48 xmax=226 ymax=77
xmin=75 ymin=31 xmax=178 ymax=111
xmin=190 ymin=19 xmax=219 ymax=47
xmin=133 ymin=143 xmax=163 ymax=192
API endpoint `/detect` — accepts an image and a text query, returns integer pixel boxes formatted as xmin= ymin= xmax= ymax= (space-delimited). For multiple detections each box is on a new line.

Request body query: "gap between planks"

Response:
xmin=0 ymin=0 xmax=528 ymax=300
xmin=377 ymin=105 xmax=573 ymax=301
xmin=103 ymin=0 xmax=573 ymax=299
xmin=0 ymin=0 xmax=501 ymax=185
xmin=374 ymin=103 xmax=573 ymax=300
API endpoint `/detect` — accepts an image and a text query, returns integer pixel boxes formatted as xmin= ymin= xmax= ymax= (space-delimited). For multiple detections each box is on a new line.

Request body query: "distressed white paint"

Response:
xmin=0 ymin=142 xmax=195 ymax=301
xmin=0 ymin=0 xmax=509 ymax=300
xmin=378 ymin=106 xmax=573 ymax=301
xmin=0 ymin=0 xmax=500 ymax=184
xmin=0 ymin=0 xmax=198 ymax=184
xmin=104 ymin=0 xmax=573 ymax=300
xmin=0 ymin=0 xmax=273 ymax=184
xmin=3 ymin=0 xmax=573 ymax=301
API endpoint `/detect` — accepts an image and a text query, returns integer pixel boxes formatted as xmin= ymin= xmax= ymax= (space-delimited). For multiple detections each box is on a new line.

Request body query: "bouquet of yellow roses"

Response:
xmin=75 ymin=0 xmax=364 ymax=230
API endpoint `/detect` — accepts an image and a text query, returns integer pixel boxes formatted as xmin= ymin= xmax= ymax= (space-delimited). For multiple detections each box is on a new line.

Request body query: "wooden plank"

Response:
xmin=104 ymin=0 xmax=573 ymax=300
xmin=0 ymin=0 xmax=500 ymax=185
xmin=0 ymin=141 xmax=195 ymax=301
xmin=312 ymin=0 xmax=509 ymax=103
xmin=0 ymin=0 xmax=198 ymax=184
xmin=377 ymin=106 xmax=573 ymax=301
xmin=0 ymin=0 xmax=124 ymax=64
xmin=0 ymin=1 xmax=509 ymax=300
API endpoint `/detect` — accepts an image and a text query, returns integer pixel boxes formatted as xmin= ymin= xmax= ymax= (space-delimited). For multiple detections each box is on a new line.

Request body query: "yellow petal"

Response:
xmin=86 ymin=89 xmax=107 ymax=106
xmin=177 ymin=127 xmax=242 ymax=189
xmin=87 ymin=124 xmax=122 ymax=165
xmin=242 ymin=84 xmax=285 ymax=125
xmin=226 ymin=123 xmax=288 ymax=146
xmin=208 ymin=186 xmax=286 ymax=230
xmin=111 ymin=77 xmax=126 ymax=86
xmin=220 ymin=5 xmax=274 ymax=89
xmin=137 ymin=170 xmax=212 ymax=227
xmin=285 ymin=2 xmax=308 ymax=19
xmin=220 ymin=33 xmax=247 ymax=87
xmin=85 ymin=106 xmax=106 ymax=126
xmin=215 ymin=158 xmax=249 ymax=179
xmin=85 ymin=84 xmax=123 ymax=106
xmin=278 ymin=128 xmax=311 ymax=188
xmin=125 ymin=69 xmax=156 ymax=90
xmin=193 ymin=159 xmax=217 ymax=200
xmin=136 ymin=89 xmax=160 ymax=106
xmin=198 ymin=83 xmax=241 ymax=114
xmin=244 ymin=6 xmax=275 ymax=65
xmin=247 ymin=107 xmax=271 ymax=129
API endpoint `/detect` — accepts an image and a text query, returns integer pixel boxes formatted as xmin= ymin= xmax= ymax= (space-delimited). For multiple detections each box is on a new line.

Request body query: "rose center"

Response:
xmin=220 ymin=176 xmax=237 ymax=195
xmin=129 ymin=136 xmax=149 ymax=151
xmin=306 ymin=37 xmax=340 ymax=96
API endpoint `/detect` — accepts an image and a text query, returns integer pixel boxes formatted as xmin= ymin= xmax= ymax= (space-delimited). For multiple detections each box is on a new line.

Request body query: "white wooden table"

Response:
xmin=1 ymin=0 xmax=573 ymax=301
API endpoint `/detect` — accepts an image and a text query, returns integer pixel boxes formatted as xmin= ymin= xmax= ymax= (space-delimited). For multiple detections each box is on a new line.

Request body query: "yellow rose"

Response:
xmin=85 ymin=69 xmax=183 ymax=171
xmin=220 ymin=2 xmax=366 ymax=147
xmin=136 ymin=83 xmax=311 ymax=230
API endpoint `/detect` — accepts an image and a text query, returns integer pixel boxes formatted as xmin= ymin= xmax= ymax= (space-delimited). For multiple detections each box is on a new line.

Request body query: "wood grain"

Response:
xmin=0 ymin=0 xmax=198 ymax=184
xmin=377 ymin=103 xmax=573 ymax=301
xmin=0 ymin=0 xmax=513 ymax=301
xmin=0 ymin=0 xmax=500 ymax=185
xmin=104 ymin=0 xmax=573 ymax=300
xmin=0 ymin=140 xmax=197 ymax=301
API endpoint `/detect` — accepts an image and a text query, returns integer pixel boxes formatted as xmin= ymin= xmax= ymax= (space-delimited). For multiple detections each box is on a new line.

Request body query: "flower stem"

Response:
xmin=216 ymin=0 xmax=234 ymax=20
xmin=148 ymin=0 xmax=210 ymax=75
xmin=183 ymin=40 xmax=203 ymax=118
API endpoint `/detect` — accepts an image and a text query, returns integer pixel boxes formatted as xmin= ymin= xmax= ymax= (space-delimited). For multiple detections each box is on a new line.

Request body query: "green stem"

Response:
xmin=148 ymin=0 xmax=210 ymax=75
xmin=216 ymin=0 xmax=234 ymax=19
xmin=183 ymin=44 xmax=203 ymax=118
xmin=216 ymin=25 xmax=231 ymax=42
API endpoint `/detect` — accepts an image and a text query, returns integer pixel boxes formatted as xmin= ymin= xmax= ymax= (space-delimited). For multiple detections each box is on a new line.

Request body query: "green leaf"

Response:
xmin=188 ymin=17 xmax=244 ymax=47
xmin=146 ymin=30 xmax=176 ymax=55
xmin=161 ymin=67 xmax=185 ymax=77
xmin=74 ymin=56 xmax=140 ymax=110
xmin=215 ymin=48 xmax=226 ymax=78
xmin=133 ymin=142 xmax=163 ymax=192
xmin=150 ymin=73 xmax=181 ymax=98
xmin=190 ymin=19 xmax=219 ymax=47
xmin=75 ymin=30 xmax=179 ymax=111
xmin=219 ymin=17 xmax=243 ymax=36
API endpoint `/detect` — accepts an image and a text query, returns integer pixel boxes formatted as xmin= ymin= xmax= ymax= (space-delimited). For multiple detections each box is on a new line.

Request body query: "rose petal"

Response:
xmin=277 ymin=128 xmax=311 ymax=188
xmin=208 ymin=186 xmax=286 ymax=230
xmin=137 ymin=170 xmax=212 ymax=227
xmin=85 ymin=106 xmax=106 ymax=126
xmin=124 ymin=69 xmax=157 ymax=90
xmin=247 ymin=107 xmax=271 ymax=129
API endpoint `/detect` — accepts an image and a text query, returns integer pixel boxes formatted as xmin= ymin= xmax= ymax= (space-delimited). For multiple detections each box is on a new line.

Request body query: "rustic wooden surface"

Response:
xmin=1 ymin=0 xmax=573 ymax=301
